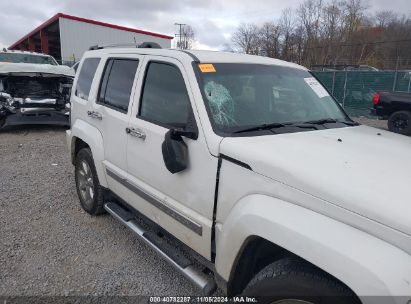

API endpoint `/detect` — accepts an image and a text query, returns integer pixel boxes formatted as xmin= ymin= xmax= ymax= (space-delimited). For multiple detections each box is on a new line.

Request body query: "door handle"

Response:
xmin=87 ymin=110 xmax=102 ymax=120
xmin=126 ymin=127 xmax=146 ymax=140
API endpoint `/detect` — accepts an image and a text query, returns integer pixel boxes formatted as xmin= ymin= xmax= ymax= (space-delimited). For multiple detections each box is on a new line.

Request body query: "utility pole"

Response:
xmin=174 ymin=23 xmax=186 ymax=49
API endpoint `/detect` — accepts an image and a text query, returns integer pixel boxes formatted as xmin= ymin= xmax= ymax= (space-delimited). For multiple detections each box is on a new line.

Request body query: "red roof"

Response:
xmin=9 ymin=13 xmax=173 ymax=49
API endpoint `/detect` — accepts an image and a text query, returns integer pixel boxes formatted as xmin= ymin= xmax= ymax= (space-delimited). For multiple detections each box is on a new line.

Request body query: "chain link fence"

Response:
xmin=312 ymin=70 xmax=411 ymax=117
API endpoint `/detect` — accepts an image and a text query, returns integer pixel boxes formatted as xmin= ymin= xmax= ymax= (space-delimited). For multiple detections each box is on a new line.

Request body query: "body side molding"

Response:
xmin=106 ymin=168 xmax=203 ymax=235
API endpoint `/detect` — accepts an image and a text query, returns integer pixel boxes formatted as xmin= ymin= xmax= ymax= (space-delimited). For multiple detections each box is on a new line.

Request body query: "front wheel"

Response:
xmin=242 ymin=258 xmax=360 ymax=304
xmin=74 ymin=147 xmax=105 ymax=215
xmin=388 ymin=111 xmax=411 ymax=135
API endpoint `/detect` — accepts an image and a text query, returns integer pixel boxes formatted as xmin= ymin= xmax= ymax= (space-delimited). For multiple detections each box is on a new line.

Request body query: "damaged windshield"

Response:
xmin=196 ymin=63 xmax=351 ymax=135
xmin=0 ymin=53 xmax=58 ymax=65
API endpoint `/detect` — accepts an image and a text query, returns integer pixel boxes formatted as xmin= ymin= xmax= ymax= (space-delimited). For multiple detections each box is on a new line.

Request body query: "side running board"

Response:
xmin=104 ymin=202 xmax=216 ymax=295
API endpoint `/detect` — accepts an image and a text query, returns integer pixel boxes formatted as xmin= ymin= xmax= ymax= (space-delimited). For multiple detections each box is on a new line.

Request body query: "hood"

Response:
xmin=220 ymin=125 xmax=411 ymax=238
xmin=0 ymin=62 xmax=74 ymax=77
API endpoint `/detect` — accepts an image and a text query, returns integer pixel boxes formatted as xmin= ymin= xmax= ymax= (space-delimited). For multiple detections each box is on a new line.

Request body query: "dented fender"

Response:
xmin=215 ymin=194 xmax=411 ymax=301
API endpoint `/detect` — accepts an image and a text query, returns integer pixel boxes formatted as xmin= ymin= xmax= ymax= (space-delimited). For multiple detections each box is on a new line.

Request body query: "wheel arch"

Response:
xmin=69 ymin=120 xmax=107 ymax=187
xmin=71 ymin=137 xmax=89 ymax=164
xmin=226 ymin=235 xmax=358 ymax=299
xmin=226 ymin=235 xmax=288 ymax=295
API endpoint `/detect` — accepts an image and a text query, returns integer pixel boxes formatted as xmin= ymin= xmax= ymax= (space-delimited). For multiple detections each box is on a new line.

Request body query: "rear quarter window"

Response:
xmin=98 ymin=58 xmax=139 ymax=113
xmin=75 ymin=58 xmax=100 ymax=100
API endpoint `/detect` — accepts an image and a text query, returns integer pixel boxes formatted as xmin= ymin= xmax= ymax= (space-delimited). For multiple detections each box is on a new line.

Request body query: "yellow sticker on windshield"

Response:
xmin=199 ymin=63 xmax=216 ymax=73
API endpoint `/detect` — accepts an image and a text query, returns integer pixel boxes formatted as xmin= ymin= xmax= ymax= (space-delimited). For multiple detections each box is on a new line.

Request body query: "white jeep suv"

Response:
xmin=67 ymin=44 xmax=411 ymax=303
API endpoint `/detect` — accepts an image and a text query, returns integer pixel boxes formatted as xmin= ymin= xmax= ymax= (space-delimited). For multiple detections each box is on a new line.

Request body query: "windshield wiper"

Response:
xmin=233 ymin=122 xmax=287 ymax=134
xmin=303 ymin=118 xmax=359 ymax=126
xmin=339 ymin=120 xmax=360 ymax=126
xmin=303 ymin=118 xmax=338 ymax=124
xmin=233 ymin=122 xmax=318 ymax=134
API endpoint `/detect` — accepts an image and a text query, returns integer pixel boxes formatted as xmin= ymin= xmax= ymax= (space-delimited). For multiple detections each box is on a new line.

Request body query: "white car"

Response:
xmin=0 ymin=50 xmax=74 ymax=128
xmin=66 ymin=44 xmax=411 ymax=303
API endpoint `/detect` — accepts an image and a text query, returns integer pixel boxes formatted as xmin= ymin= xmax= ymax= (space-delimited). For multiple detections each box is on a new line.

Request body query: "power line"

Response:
xmin=211 ymin=8 xmax=280 ymax=20
xmin=301 ymin=38 xmax=411 ymax=50
xmin=174 ymin=23 xmax=186 ymax=49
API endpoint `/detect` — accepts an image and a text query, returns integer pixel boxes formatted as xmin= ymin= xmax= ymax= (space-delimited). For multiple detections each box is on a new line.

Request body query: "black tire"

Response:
xmin=388 ymin=111 xmax=411 ymax=135
xmin=242 ymin=258 xmax=360 ymax=304
xmin=74 ymin=147 xmax=105 ymax=215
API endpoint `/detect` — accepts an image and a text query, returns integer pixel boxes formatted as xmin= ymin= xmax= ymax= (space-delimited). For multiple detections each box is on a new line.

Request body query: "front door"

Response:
xmin=125 ymin=57 xmax=217 ymax=259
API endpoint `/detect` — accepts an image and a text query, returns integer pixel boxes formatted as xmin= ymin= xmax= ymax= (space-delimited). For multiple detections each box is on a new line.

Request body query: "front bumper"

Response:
xmin=370 ymin=107 xmax=388 ymax=119
xmin=2 ymin=109 xmax=69 ymax=128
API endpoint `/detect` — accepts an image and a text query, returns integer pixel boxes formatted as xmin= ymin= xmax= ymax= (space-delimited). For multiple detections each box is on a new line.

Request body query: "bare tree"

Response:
xmin=321 ymin=0 xmax=344 ymax=64
xmin=297 ymin=0 xmax=323 ymax=40
xmin=343 ymin=0 xmax=367 ymax=37
xmin=228 ymin=0 xmax=411 ymax=69
xmin=322 ymin=0 xmax=343 ymax=41
xmin=297 ymin=0 xmax=324 ymax=65
xmin=375 ymin=10 xmax=398 ymax=27
xmin=279 ymin=8 xmax=296 ymax=60
xmin=231 ymin=23 xmax=260 ymax=54
xmin=258 ymin=22 xmax=281 ymax=57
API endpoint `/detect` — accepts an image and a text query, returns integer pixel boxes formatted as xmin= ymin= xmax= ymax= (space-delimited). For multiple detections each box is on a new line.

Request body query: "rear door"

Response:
xmin=124 ymin=57 xmax=217 ymax=259
xmin=90 ymin=55 xmax=142 ymax=195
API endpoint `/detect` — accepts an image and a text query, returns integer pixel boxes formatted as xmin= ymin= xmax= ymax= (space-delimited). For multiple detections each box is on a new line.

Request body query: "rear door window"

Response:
xmin=75 ymin=58 xmax=100 ymax=100
xmin=98 ymin=58 xmax=139 ymax=113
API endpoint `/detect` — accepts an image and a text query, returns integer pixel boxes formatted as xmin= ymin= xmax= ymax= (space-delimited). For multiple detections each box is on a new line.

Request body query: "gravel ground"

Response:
xmin=0 ymin=126 xmax=199 ymax=297
xmin=353 ymin=116 xmax=388 ymax=130
xmin=0 ymin=118 xmax=388 ymax=298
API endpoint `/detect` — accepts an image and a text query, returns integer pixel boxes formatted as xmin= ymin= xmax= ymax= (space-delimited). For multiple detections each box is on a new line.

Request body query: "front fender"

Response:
xmin=215 ymin=194 xmax=411 ymax=302
xmin=67 ymin=119 xmax=107 ymax=187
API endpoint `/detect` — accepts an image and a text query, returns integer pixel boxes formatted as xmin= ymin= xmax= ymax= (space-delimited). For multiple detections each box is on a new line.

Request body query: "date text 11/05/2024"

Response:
xmin=149 ymin=296 xmax=258 ymax=303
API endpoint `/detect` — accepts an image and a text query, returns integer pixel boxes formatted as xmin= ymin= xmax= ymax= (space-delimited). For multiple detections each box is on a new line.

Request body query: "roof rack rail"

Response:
xmin=138 ymin=42 xmax=161 ymax=48
xmin=88 ymin=45 xmax=103 ymax=50
xmin=89 ymin=42 xmax=162 ymax=51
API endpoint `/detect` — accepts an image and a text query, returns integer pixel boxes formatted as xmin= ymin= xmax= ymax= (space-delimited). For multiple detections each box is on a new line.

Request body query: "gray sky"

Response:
xmin=0 ymin=0 xmax=409 ymax=50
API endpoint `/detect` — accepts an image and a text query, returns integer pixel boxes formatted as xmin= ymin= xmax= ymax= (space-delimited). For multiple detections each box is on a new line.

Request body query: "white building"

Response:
xmin=9 ymin=13 xmax=173 ymax=64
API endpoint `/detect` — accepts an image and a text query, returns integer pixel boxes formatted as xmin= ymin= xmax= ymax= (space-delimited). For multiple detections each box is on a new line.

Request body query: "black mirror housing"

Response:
xmin=171 ymin=114 xmax=199 ymax=140
xmin=162 ymin=130 xmax=189 ymax=174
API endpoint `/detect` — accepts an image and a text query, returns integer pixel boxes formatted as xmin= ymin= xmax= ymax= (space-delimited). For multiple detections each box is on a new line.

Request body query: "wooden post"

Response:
xmin=342 ymin=70 xmax=348 ymax=108
xmin=40 ymin=30 xmax=49 ymax=54
xmin=28 ymin=37 xmax=35 ymax=52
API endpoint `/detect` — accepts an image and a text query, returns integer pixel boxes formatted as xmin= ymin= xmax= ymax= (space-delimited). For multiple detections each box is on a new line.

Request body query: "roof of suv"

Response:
xmin=85 ymin=48 xmax=306 ymax=70
xmin=0 ymin=50 xmax=53 ymax=57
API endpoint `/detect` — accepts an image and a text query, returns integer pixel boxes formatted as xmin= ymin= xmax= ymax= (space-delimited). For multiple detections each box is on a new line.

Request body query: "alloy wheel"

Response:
xmin=77 ymin=160 xmax=95 ymax=207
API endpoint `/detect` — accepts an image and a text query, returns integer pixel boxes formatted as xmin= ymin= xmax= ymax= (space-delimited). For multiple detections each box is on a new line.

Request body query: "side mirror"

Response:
xmin=170 ymin=128 xmax=198 ymax=140
xmin=162 ymin=129 xmax=189 ymax=174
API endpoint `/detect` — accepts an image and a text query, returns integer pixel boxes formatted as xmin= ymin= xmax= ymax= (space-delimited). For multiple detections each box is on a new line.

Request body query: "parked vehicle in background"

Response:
xmin=67 ymin=44 xmax=411 ymax=303
xmin=372 ymin=91 xmax=411 ymax=135
xmin=0 ymin=49 xmax=74 ymax=128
